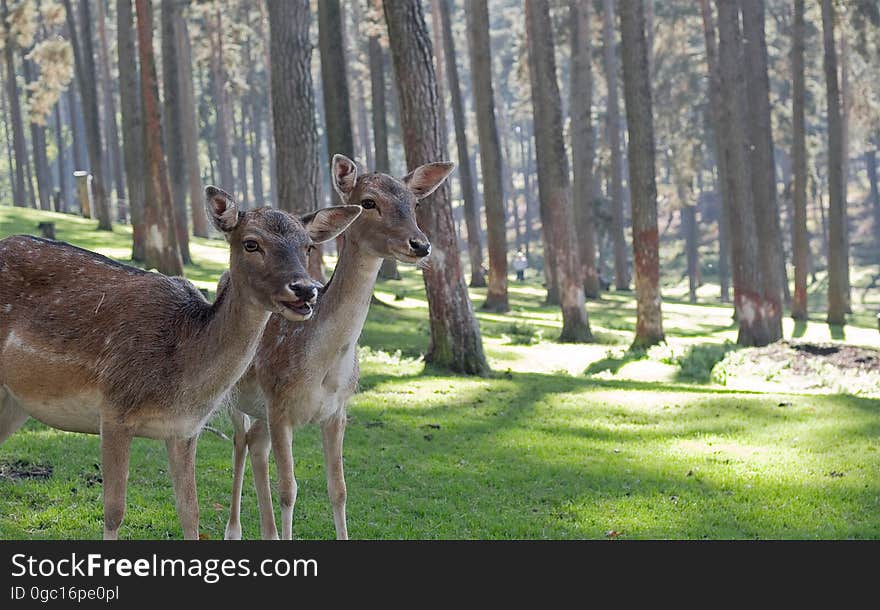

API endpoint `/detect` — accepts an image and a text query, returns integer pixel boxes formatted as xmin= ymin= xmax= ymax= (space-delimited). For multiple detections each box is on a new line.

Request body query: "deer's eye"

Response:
xmin=361 ymin=199 xmax=377 ymax=209
xmin=243 ymin=240 xmax=260 ymax=252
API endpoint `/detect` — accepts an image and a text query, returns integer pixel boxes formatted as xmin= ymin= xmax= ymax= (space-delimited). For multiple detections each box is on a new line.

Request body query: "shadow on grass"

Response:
xmin=583 ymin=349 xmax=647 ymax=376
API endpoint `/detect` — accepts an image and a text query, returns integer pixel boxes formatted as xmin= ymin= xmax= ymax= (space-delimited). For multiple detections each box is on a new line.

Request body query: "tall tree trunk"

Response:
xmin=209 ymin=6 xmax=235 ymax=195
xmin=384 ymin=0 xmax=490 ymax=373
xmin=682 ymin=200 xmax=699 ymax=304
xmin=741 ymin=0 xmax=783 ymax=341
xmin=602 ymin=0 xmax=629 ymax=291
xmin=161 ymin=0 xmax=192 ymax=264
xmin=791 ymin=0 xmax=809 ymax=321
xmin=249 ymin=88 xmax=264 ymax=206
xmin=438 ymin=0 xmax=485 ymax=288
xmin=118 ymin=0 xmax=146 ymax=260
xmin=570 ymin=0 xmax=600 ymax=298
xmin=173 ymin=11 xmax=207 ymax=238
xmin=234 ymin=103 xmax=248 ymax=208
xmin=368 ymin=12 xmax=400 ymax=280
xmin=525 ymin=0 xmax=592 ymax=343
xmin=256 ymin=0 xmax=276 ymax=205
xmin=839 ymin=22 xmax=851 ymax=313
xmin=96 ymin=0 xmax=126 ymax=220
xmin=267 ymin=1 xmax=320 ymax=220
xmin=868 ymin=148 xmax=880 ymax=250
xmin=21 ymin=58 xmax=53 ymax=212
xmin=2 ymin=0 xmax=27 ymax=207
xmin=54 ymin=101 xmax=67 ymax=211
xmin=349 ymin=0 xmax=373 ymax=170
xmin=65 ymin=87 xmax=87 ymax=172
xmin=518 ymin=126 xmax=534 ymax=257
xmin=618 ymin=0 xmax=664 ymax=348
xmin=821 ymin=0 xmax=848 ymax=326
xmin=65 ymin=0 xmax=112 ymax=230
xmin=135 ymin=0 xmax=183 ymax=275
xmin=715 ymin=0 xmax=771 ymax=346
xmin=699 ymin=0 xmax=730 ymax=303
xmin=466 ymin=0 xmax=509 ymax=312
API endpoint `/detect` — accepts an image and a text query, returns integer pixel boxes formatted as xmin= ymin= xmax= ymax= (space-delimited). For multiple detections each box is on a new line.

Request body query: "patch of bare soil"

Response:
xmin=747 ymin=341 xmax=880 ymax=375
xmin=0 ymin=460 xmax=53 ymax=481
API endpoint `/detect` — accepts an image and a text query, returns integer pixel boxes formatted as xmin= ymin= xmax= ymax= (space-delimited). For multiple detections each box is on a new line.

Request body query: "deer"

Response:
xmin=224 ymin=155 xmax=454 ymax=540
xmin=0 ymin=187 xmax=361 ymax=539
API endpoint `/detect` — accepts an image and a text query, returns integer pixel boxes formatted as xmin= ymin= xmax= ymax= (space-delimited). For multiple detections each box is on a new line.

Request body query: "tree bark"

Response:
xmin=466 ymin=0 xmax=509 ymax=312
xmin=570 ymin=0 xmax=600 ymax=298
xmin=54 ymin=101 xmax=68 ymax=211
xmin=741 ymin=0 xmax=783 ymax=341
xmin=821 ymin=0 xmax=848 ymax=326
xmin=715 ymin=0 xmax=771 ymax=346
xmin=2 ymin=0 xmax=27 ymax=207
xmin=65 ymin=0 xmax=113 ymax=230
xmin=682 ymin=200 xmax=699 ymax=304
xmin=135 ymin=0 xmax=183 ymax=275
xmin=161 ymin=0 xmax=192 ymax=264
xmin=618 ymin=0 xmax=664 ymax=348
xmin=267 ymin=2 xmax=321 ymax=219
xmin=791 ymin=0 xmax=808 ymax=321
xmin=868 ymin=149 xmax=880 ymax=250
xmin=602 ymin=0 xmax=629 ymax=291
xmin=525 ymin=0 xmax=592 ymax=342
xmin=384 ymin=0 xmax=490 ymax=373
xmin=117 ymin=0 xmax=146 ymax=261
xmin=438 ymin=0 xmax=485 ymax=288
xmin=208 ymin=5 xmax=235 ymax=196
xmin=21 ymin=57 xmax=52 ymax=211
xmin=96 ymin=0 xmax=126 ymax=220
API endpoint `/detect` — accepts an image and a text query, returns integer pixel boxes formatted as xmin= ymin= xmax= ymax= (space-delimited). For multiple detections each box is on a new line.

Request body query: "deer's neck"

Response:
xmin=180 ymin=277 xmax=270 ymax=406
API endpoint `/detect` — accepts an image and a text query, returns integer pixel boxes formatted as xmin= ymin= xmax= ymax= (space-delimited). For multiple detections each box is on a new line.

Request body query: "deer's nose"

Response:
xmin=409 ymin=238 xmax=431 ymax=257
xmin=289 ymin=282 xmax=318 ymax=302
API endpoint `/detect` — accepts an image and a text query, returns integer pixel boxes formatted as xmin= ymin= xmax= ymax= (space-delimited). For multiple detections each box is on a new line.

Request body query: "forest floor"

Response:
xmin=1 ymin=207 xmax=878 ymax=539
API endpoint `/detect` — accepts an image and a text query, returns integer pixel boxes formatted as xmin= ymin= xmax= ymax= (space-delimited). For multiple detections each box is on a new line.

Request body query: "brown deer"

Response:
xmin=224 ymin=155 xmax=453 ymax=540
xmin=0 ymin=187 xmax=361 ymax=539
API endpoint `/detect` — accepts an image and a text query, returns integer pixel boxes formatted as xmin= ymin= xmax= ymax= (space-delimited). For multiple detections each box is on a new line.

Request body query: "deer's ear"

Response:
xmin=300 ymin=205 xmax=362 ymax=243
xmin=205 ymin=186 xmax=239 ymax=233
xmin=331 ymin=154 xmax=358 ymax=200
xmin=403 ymin=162 xmax=455 ymax=200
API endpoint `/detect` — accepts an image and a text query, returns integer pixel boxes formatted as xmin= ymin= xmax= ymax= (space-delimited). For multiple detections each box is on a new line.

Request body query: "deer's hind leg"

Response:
xmin=0 ymin=387 xmax=29 ymax=445
xmin=225 ymin=407 xmax=249 ymax=540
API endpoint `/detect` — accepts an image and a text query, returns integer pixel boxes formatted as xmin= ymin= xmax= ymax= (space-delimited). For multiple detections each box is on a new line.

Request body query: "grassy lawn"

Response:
xmin=1 ymin=207 xmax=879 ymax=539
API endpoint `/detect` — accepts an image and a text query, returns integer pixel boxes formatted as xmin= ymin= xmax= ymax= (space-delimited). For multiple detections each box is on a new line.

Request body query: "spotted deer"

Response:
xmin=224 ymin=155 xmax=453 ymax=540
xmin=0 ymin=187 xmax=361 ymax=539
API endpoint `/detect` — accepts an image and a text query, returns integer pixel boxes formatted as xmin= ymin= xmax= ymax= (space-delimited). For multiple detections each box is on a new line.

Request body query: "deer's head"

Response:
xmin=328 ymin=154 xmax=454 ymax=264
xmin=205 ymin=186 xmax=361 ymax=321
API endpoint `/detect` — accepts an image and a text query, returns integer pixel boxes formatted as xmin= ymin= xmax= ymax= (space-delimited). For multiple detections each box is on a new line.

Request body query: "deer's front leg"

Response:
xmin=321 ymin=414 xmax=349 ymax=540
xmin=100 ymin=421 xmax=132 ymax=540
xmin=225 ymin=408 xmax=249 ymax=540
xmin=166 ymin=436 xmax=200 ymax=540
xmin=246 ymin=418 xmax=278 ymax=540
xmin=268 ymin=411 xmax=296 ymax=540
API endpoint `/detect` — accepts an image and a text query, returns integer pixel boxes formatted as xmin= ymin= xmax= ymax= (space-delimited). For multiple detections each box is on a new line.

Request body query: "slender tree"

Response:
xmin=741 ymin=0 xmax=783 ymax=341
xmin=570 ymin=0 xmax=600 ymax=298
xmin=208 ymin=4 xmax=235 ymax=195
xmin=96 ymin=0 xmax=126 ymax=218
xmin=525 ymin=0 xmax=592 ymax=342
xmin=2 ymin=0 xmax=27 ymax=207
xmin=602 ymin=0 xmax=629 ymax=291
xmin=791 ymin=0 xmax=808 ymax=320
xmin=438 ymin=0 xmax=485 ymax=288
xmin=821 ymin=0 xmax=849 ymax=326
xmin=384 ymin=0 xmax=490 ymax=373
xmin=64 ymin=0 xmax=112 ymax=230
xmin=117 ymin=0 xmax=146 ymax=260
xmin=466 ymin=0 xmax=508 ymax=312
xmin=618 ymin=0 xmax=664 ymax=348
xmin=715 ymin=0 xmax=771 ymax=346
xmin=21 ymin=58 xmax=52 ymax=211
xmin=135 ymin=0 xmax=183 ymax=275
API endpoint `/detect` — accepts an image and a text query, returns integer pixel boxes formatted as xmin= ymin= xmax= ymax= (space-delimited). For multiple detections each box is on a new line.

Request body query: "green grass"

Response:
xmin=1 ymin=207 xmax=879 ymax=539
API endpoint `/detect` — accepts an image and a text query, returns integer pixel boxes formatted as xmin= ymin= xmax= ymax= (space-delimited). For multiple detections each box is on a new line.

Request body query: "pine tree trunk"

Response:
xmin=384 ymin=0 xmax=490 ymax=373
xmin=234 ymin=103 xmax=249 ymax=208
xmin=249 ymin=88 xmax=264 ymax=206
xmin=348 ymin=0 xmax=373 ymax=170
xmin=256 ymin=0 xmax=276 ymax=205
xmin=791 ymin=0 xmax=809 ymax=321
xmin=117 ymin=0 xmax=146 ymax=261
xmin=570 ymin=0 xmax=600 ymax=298
xmin=96 ymin=0 xmax=126 ymax=220
xmin=209 ymin=6 xmax=235 ymax=195
xmin=65 ymin=0 xmax=113 ymax=230
xmin=867 ymin=149 xmax=880 ymax=250
xmin=602 ymin=0 xmax=629 ymax=292
xmin=682 ymin=201 xmax=699 ymax=304
xmin=438 ymin=0 xmax=485 ymax=288
xmin=54 ymin=101 xmax=68 ymax=211
xmin=21 ymin=58 xmax=53 ymax=212
xmin=267 ymin=2 xmax=321 ymax=218
xmin=2 ymin=0 xmax=27 ymax=207
xmin=466 ymin=0 xmax=509 ymax=312
xmin=618 ymin=0 xmax=664 ymax=348
xmin=161 ymin=0 xmax=192 ymax=264
xmin=135 ymin=0 xmax=183 ymax=275
xmin=65 ymin=87 xmax=87 ymax=173
xmin=741 ymin=0 xmax=783 ymax=341
xmin=821 ymin=0 xmax=848 ymax=326
xmin=715 ymin=0 xmax=771 ymax=346
xmin=525 ymin=0 xmax=592 ymax=343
